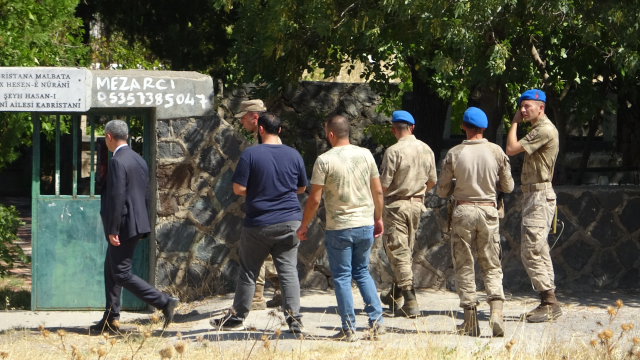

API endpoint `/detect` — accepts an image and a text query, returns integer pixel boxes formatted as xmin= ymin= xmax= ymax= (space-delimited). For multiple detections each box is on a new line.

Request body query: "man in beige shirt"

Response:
xmin=437 ymin=107 xmax=514 ymax=337
xmin=506 ymin=89 xmax=562 ymax=323
xmin=378 ymin=110 xmax=437 ymax=317
xmin=297 ymin=115 xmax=386 ymax=342
xmin=234 ymin=99 xmax=281 ymax=310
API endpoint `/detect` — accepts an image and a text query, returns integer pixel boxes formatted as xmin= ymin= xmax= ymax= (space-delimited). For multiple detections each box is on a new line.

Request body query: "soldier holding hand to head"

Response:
xmin=506 ymin=89 xmax=562 ymax=323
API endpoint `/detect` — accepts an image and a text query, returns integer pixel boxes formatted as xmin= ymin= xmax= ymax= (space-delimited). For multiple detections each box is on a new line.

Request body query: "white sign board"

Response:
xmin=0 ymin=67 xmax=89 ymax=112
xmin=89 ymin=70 xmax=214 ymax=119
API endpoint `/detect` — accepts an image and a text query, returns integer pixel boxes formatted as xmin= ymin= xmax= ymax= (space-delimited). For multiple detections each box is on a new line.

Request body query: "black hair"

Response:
xmin=258 ymin=112 xmax=281 ymax=135
xmin=462 ymin=121 xmax=480 ymax=131
xmin=392 ymin=121 xmax=412 ymax=131
xmin=325 ymin=115 xmax=350 ymax=139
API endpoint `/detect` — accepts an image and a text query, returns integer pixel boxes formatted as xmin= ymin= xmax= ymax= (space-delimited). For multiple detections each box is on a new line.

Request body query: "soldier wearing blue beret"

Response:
xmin=505 ymin=89 xmax=562 ymax=323
xmin=437 ymin=107 xmax=514 ymax=337
xmin=378 ymin=110 xmax=437 ymax=318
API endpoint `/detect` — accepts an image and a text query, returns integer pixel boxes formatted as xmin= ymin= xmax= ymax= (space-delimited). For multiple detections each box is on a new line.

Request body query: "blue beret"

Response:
xmin=518 ymin=89 xmax=546 ymax=106
xmin=463 ymin=107 xmax=488 ymax=128
xmin=392 ymin=110 xmax=415 ymax=125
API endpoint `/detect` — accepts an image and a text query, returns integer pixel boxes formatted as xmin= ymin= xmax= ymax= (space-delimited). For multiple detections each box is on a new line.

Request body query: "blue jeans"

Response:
xmin=324 ymin=225 xmax=383 ymax=331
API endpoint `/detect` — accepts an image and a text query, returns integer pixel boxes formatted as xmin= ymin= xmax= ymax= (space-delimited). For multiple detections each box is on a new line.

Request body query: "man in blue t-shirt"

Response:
xmin=211 ymin=112 xmax=307 ymax=334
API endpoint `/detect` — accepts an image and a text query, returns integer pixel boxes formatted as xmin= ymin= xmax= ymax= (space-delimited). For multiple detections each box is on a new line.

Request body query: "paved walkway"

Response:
xmin=1 ymin=289 xmax=638 ymax=352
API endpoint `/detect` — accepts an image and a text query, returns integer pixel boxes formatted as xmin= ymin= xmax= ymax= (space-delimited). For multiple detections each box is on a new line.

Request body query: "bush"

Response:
xmin=0 ymin=286 xmax=30 ymax=310
xmin=0 ymin=204 xmax=27 ymax=277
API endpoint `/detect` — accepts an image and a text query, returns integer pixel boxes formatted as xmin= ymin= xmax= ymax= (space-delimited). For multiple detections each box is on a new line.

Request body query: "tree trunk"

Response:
xmin=545 ymin=95 xmax=567 ymax=185
xmin=74 ymin=1 xmax=96 ymax=47
xmin=467 ymin=83 xmax=505 ymax=144
xmin=406 ymin=58 xmax=450 ymax=163
xmin=617 ymin=87 xmax=640 ymax=168
xmin=573 ymin=116 xmax=599 ymax=185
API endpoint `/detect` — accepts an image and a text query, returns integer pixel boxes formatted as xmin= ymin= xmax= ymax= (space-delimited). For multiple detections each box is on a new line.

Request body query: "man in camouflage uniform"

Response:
xmin=378 ymin=110 xmax=437 ymax=318
xmin=235 ymin=99 xmax=281 ymax=309
xmin=506 ymin=89 xmax=562 ymax=323
xmin=437 ymin=107 xmax=514 ymax=337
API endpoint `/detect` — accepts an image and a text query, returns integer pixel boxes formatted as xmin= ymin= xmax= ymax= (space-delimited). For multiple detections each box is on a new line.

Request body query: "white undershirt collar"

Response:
xmin=113 ymin=144 xmax=128 ymax=156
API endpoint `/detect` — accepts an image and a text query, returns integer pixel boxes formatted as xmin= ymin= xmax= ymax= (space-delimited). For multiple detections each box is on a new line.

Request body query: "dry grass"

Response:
xmin=0 ymin=299 xmax=639 ymax=360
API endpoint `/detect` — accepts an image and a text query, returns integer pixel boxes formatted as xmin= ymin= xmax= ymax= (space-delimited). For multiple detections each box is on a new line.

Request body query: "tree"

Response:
xmin=0 ymin=0 xmax=87 ymax=171
xmin=214 ymin=0 xmax=504 ymax=161
xmin=213 ymin=0 xmax=640 ymax=172
xmin=93 ymin=0 xmax=234 ymax=80
xmin=0 ymin=204 xmax=27 ymax=278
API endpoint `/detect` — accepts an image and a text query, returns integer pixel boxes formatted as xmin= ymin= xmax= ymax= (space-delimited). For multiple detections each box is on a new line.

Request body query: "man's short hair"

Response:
xmin=325 ymin=115 xmax=350 ymax=139
xmin=392 ymin=121 xmax=412 ymax=131
xmin=463 ymin=121 xmax=480 ymax=131
xmin=105 ymin=120 xmax=128 ymax=141
xmin=258 ymin=112 xmax=281 ymax=135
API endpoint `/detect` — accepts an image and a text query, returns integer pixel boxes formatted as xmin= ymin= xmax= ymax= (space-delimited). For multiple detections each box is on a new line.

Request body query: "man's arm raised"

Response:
xmin=506 ymin=112 xmax=526 ymax=156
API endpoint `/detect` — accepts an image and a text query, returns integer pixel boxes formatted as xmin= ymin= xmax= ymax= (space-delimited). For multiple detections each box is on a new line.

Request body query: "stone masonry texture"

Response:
xmin=155 ymin=81 xmax=640 ymax=300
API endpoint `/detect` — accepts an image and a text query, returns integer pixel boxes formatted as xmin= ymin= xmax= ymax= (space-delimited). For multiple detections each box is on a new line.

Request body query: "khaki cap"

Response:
xmin=234 ymin=99 xmax=267 ymax=118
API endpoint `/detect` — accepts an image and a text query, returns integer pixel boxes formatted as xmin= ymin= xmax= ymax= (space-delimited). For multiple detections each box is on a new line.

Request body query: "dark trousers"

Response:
xmin=103 ymin=235 xmax=168 ymax=319
xmin=233 ymin=220 xmax=301 ymax=322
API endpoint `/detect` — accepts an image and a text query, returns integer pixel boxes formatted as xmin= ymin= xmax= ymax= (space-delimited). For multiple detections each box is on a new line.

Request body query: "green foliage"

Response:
xmin=211 ymin=0 xmax=639 ymax=140
xmin=0 ymin=0 xmax=87 ymax=67
xmin=364 ymin=123 xmax=397 ymax=148
xmin=0 ymin=205 xmax=27 ymax=278
xmin=93 ymin=0 xmax=234 ymax=79
xmin=91 ymin=30 xmax=166 ymax=70
xmin=0 ymin=113 xmax=31 ymax=171
xmin=0 ymin=0 xmax=87 ymax=171
xmin=0 ymin=285 xmax=30 ymax=310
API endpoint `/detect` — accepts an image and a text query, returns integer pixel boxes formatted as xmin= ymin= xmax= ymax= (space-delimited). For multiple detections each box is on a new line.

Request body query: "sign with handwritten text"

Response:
xmin=89 ymin=71 xmax=214 ymax=119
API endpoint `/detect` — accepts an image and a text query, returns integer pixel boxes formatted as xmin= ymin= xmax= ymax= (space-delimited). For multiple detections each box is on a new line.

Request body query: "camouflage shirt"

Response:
xmin=518 ymin=115 xmax=559 ymax=185
xmin=379 ymin=135 xmax=437 ymax=198
xmin=310 ymin=145 xmax=379 ymax=230
xmin=437 ymin=139 xmax=514 ymax=202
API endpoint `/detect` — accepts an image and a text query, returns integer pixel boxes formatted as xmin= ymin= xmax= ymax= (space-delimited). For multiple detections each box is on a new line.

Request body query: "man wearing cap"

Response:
xmin=506 ymin=89 xmax=561 ymax=323
xmin=378 ymin=110 xmax=437 ymax=318
xmin=234 ymin=99 xmax=282 ymax=310
xmin=437 ymin=107 xmax=514 ymax=337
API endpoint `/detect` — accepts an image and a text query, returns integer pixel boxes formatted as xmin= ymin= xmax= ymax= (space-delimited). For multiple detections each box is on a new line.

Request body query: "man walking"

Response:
xmin=234 ymin=99 xmax=283 ymax=310
xmin=92 ymin=120 xmax=178 ymax=332
xmin=297 ymin=115 xmax=385 ymax=342
xmin=437 ymin=107 xmax=514 ymax=337
xmin=211 ymin=113 xmax=307 ymax=333
xmin=378 ymin=110 xmax=437 ymax=317
xmin=506 ymin=89 xmax=562 ymax=323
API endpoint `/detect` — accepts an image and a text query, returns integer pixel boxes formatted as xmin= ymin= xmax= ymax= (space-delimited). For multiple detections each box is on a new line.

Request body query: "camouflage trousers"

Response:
xmin=450 ymin=204 xmax=505 ymax=308
xmin=382 ymin=199 xmax=426 ymax=290
xmin=256 ymin=255 xmax=279 ymax=289
xmin=521 ymin=188 xmax=556 ymax=292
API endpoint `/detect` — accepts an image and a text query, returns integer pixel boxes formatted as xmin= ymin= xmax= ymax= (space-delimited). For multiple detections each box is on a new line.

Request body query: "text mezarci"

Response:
xmin=95 ymin=76 xmax=209 ymax=109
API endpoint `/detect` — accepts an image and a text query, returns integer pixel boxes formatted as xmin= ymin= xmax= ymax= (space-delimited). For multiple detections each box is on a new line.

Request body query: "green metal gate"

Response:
xmin=31 ymin=110 xmax=154 ymax=310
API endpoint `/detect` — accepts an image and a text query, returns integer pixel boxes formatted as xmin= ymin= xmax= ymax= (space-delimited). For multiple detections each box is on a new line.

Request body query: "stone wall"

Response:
xmin=153 ymin=82 xmax=640 ymax=299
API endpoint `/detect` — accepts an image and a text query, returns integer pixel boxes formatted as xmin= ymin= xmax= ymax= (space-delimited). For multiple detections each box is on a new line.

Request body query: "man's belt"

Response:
xmin=520 ymin=182 xmax=552 ymax=193
xmin=455 ymin=200 xmax=495 ymax=207
xmin=385 ymin=195 xmax=424 ymax=203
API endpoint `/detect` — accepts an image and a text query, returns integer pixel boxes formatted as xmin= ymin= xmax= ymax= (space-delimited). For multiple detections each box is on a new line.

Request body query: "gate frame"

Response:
xmin=29 ymin=108 xmax=158 ymax=311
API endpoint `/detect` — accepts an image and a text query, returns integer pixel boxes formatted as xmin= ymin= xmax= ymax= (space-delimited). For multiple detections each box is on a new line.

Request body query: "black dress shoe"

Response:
xmin=90 ymin=317 xmax=120 ymax=332
xmin=210 ymin=312 xmax=244 ymax=330
xmin=162 ymin=297 xmax=179 ymax=329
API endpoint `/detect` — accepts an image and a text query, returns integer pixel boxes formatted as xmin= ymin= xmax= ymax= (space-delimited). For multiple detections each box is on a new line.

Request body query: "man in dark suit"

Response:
xmin=92 ymin=120 xmax=178 ymax=332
